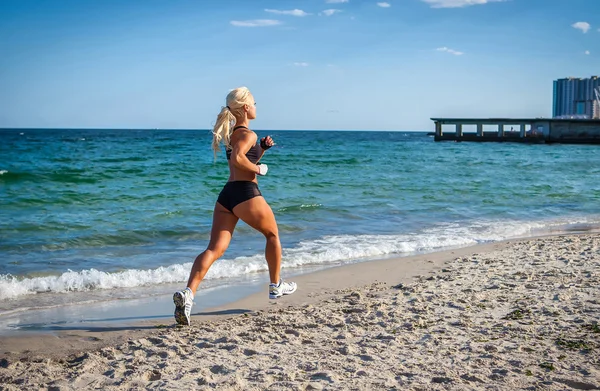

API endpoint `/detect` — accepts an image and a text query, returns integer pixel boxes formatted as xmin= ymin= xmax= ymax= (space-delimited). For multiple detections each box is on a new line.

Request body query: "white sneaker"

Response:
xmin=269 ymin=279 xmax=297 ymax=299
xmin=173 ymin=288 xmax=194 ymax=325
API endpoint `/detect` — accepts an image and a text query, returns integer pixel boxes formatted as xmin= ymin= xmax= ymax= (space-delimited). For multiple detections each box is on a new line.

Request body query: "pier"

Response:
xmin=431 ymin=118 xmax=600 ymax=144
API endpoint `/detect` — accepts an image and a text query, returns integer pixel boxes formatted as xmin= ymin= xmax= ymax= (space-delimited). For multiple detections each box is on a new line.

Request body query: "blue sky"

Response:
xmin=1 ymin=0 xmax=599 ymax=131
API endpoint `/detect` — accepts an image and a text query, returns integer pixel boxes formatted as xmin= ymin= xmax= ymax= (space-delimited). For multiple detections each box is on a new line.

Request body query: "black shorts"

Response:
xmin=217 ymin=181 xmax=262 ymax=212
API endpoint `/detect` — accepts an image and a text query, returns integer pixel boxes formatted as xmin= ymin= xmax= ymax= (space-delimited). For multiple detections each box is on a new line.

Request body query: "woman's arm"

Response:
xmin=230 ymin=130 xmax=261 ymax=174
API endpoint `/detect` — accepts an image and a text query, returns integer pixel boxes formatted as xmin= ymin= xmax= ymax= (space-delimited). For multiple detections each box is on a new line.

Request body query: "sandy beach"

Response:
xmin=1 ymin=233 xmax=599 ymax=390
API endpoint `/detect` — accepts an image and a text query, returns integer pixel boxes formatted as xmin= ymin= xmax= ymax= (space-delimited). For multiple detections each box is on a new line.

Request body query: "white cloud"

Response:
xmin=585 ymin=50 xmax=590 ymax=55
xmin=230 ymin=19 xmax=282 ymax=27
xmin=321 ymin=9 xmax=342 ymax=16
xmin=421 ymin=0 xmax=505 ymax=8
xmin=437 ymin=47 xmax=464 ymax=56
xmin=377 ymin=2 xmax=391 ymax=7
xmin=265 ymin=9 xmax=311 ymax=17
xmin=572 ymin=22 xmax=591 ymax=33
xmin=293 ymin=62 xmax=310 ymax=67
xmin=326 ymin=0 xmax=349 ymax=3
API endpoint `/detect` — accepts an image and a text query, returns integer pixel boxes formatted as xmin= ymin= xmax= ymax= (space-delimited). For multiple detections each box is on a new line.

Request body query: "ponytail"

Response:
xmin=211 ymin=106 xmax=234 ymax=159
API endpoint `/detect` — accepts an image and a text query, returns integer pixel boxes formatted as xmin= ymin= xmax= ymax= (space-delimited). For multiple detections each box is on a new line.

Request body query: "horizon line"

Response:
xmin=0 ymin=127 xmax=431 ymax=132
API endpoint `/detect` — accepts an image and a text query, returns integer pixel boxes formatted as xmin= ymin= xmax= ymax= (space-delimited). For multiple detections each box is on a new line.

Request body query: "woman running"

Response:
xmin=173 ymin=86 xmax=297 ymax=325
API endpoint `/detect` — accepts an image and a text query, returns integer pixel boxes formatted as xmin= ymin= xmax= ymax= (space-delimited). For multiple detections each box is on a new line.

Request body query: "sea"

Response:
xmin=1 ymin=128 xmax=599 ymax=334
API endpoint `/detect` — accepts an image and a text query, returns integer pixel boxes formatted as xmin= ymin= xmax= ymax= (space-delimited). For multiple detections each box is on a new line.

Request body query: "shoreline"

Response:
xmin=1 ymin=218 xmax=598 ymax=336
xmin=0 ymin=232 xmax=600 ymax=390
xmin=0 ymin=237 xmax=509 ymax=360
xmin=0 ymin=230 xmax=600 ymax=359
xmin=1 ymin=232 xmax=599 ymax=390
xmin=0 ymin=230 xmax=597 ymax=358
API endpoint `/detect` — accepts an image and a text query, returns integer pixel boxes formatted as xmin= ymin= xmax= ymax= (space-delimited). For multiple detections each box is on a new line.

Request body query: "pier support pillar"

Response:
xmin=477 ymin=123 xmax=483 ymax=137
xmin=498 ymin=124 xmax=504 ymax=137
xmin=520 ymin=123 xmax=527 ymax=138
xmin=435 ymin=121 xmax=442 ymax=136
xmin=456 ymin=123 xmax=463 ymax=137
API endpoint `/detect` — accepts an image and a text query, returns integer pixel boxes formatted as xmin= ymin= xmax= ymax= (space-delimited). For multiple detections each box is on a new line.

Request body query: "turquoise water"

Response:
xmin=1 ymin=129 xmax=600 ymax=325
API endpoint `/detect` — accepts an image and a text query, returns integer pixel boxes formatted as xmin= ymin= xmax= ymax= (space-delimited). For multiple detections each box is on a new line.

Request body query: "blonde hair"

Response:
xmin=211 ymin=86 xmax=253 ymax=158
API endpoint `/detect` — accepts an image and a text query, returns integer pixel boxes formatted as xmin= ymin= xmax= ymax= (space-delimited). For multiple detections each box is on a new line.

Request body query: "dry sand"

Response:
xmin=1 ymin=233 xmax=599 ymax=390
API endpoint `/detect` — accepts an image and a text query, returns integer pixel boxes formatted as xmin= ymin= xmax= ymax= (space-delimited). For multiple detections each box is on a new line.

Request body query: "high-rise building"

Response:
xmin=553 ymin=76 xmax=600 ymax=119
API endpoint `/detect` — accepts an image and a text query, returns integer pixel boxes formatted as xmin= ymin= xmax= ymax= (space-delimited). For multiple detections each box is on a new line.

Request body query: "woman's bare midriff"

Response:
xmin=227 ymin=160 xmax=258 ymax=183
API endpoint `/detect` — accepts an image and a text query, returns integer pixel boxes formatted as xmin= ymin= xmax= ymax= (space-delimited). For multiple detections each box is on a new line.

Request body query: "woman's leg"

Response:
xmin=186 ymin=202 xmax=239 ymax=294
xmin=174 ymin=202 xmax=238 ymax=325
xmin=232 ymin=196 xmax=281 ymax=284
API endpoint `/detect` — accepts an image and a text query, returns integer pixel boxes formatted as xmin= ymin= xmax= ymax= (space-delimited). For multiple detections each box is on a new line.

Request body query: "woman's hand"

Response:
xmin=260 ymin=136 xmax=275 ymax=150
xmin=256 ymin=163 xmax=269 ymax=176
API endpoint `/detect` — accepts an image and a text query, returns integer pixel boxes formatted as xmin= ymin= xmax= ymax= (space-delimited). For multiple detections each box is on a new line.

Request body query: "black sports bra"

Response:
xmin=225 ymin=126 xmax=261 ymax=164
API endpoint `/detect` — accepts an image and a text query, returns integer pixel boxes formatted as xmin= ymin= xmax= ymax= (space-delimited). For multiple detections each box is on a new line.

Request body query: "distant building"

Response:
xmin=553 ymin=76 xmax=600 ymax=119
